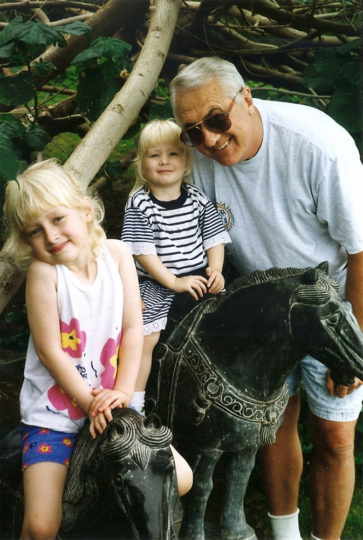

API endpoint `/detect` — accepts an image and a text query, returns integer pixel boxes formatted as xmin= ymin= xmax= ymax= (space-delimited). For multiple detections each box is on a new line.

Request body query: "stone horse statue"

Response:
xmin=0 ymin=408 xmax=178 ymax=540
xmin=146 ymin=262 xmax=363 ymax=540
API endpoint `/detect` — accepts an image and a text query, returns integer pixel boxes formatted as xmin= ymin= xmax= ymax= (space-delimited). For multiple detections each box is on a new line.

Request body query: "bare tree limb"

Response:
xmin=0 ymin=1 xmax=99 ymax=13
xmin=233 ymin=0 xmax=359 ymax=36
xmin=228 ymin=6 xmax=356 ymax=47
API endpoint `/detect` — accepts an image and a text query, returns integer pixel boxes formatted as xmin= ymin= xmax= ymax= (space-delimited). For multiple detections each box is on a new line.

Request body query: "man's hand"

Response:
xmin=326 ymin=369 xmax=363 ymax=398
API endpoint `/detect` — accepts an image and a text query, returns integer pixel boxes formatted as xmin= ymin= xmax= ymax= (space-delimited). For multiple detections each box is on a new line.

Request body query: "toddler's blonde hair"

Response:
xmin=1 ymin=159 xmax=106 ymax=270
xmin=131 ymin=119 xmax=192 ymax=195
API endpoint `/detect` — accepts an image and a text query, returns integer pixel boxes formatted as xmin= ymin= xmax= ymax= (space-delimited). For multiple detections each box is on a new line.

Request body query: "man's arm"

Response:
xmin=345 ymin=250 xmax=363 ymax=329
xmin=326 ymin=250 xmax=363 ymax=397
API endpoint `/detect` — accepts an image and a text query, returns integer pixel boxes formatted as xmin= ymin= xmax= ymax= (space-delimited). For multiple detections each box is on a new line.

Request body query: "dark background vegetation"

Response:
xmin=0 ymin=1 xmax=362 ymax=537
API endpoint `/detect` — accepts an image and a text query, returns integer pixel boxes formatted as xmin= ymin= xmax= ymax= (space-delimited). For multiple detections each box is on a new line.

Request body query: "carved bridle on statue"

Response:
xmin=152 ymin=298 xmax=289 ymax=446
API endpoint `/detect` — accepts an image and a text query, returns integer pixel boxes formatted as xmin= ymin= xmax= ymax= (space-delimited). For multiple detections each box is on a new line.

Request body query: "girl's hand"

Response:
xmin=205 ymin=267 xmax=225 ymax=294
xmin=89 ymin=411 xmax=110 ymax=439
xmin=89 ymin=388 xmax=132 ymax=417
xmin=174 ymin=275 xmax=208 ymax=300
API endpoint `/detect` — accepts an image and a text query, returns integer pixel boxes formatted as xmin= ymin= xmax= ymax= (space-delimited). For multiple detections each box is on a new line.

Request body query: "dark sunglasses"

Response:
xmin=180 ymin=88 xmax=243 ymax=147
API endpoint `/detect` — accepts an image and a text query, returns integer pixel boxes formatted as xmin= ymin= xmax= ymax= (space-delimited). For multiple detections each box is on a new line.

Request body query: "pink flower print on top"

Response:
xmin=48 ymin=384 xmax=86 ymax=420
xmin=60 ymin=318 xmax=86 ymax=358
xmin=100 ymin=332 xmax=121 ymax=389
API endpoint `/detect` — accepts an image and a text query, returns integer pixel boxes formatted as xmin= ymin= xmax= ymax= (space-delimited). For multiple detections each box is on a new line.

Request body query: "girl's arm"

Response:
xmin=205 ymin=244 xmax=225 ymax=294
xmin=136 ymin=253 xmax=208 ymax=300
xmin=112 ymin=240 xmax=144 ymax=396
xmin=89 ymin=240 xmax=144 ymax=426
xmin=26 ymin=260 xmax=94 ymax=415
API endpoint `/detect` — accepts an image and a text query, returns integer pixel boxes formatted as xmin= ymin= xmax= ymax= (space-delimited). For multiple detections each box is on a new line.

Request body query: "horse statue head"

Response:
xmin=289 ymin=263 xmax=363 ymax=386
xmin=61 ymin=408 xmax=178 ymax=539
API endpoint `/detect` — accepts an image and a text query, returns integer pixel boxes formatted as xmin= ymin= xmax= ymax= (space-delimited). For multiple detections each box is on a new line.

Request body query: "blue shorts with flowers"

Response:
xmin=21 ymin=424 xmax=76 ymax=471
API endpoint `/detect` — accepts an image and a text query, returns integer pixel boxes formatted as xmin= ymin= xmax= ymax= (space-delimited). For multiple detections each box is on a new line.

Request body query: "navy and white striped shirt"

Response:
xmin=121 ymin=184 xmax=231 ymax=278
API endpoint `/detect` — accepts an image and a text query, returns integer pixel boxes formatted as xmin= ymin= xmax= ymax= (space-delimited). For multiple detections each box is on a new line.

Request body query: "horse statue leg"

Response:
xmin=220 ymin=446 xmax=259 ymax=540
xmin=179 ymin=449 xmax=223 ymax=540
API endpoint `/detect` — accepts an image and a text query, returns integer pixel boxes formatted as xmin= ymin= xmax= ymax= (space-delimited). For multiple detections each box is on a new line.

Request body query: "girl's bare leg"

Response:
xmin=134 ymin=332 xmax=193 ymax=496
xmin=21 ymin=462 xmax=68 ymax=540
xmin=171 ymin=446 xmax=193 ymax=496
xmin=135 ymin=331 xmax=160 ymax=391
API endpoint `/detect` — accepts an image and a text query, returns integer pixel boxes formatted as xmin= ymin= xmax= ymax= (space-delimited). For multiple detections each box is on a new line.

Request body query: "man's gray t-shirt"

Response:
xmin=191 ymin=99 xmax=363 ymax=293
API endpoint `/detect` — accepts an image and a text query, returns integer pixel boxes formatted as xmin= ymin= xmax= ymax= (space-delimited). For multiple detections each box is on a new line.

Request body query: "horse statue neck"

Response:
xmin=192 ymin=270 xmax=304 ymax=401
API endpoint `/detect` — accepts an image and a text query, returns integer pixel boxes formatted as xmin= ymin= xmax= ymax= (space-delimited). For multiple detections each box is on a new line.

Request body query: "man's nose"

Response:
xmin=202 ymin=128 xmax=222 ymax=148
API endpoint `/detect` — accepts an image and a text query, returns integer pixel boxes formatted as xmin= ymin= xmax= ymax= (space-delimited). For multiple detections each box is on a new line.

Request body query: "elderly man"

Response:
xmin=169 ymin=56 xmax=363 ymax=540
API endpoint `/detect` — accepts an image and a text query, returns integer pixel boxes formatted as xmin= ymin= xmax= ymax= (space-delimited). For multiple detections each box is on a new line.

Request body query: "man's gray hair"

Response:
xmin=170 ymin=56 xmax=245 ymax=122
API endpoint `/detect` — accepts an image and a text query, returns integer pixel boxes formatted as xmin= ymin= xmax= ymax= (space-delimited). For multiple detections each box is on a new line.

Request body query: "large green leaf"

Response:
xmin=0 ymin=114 xmax=25 ymax=138
xmin=55 ymin=21 xmax=91 ymax=38
xmin=0 ymin=134 xmax=22 ymax=182
xmin=15 ymin=21 xmax=66 ymax=48
xmin=33 ymin=59 xmax=57 ymax=78
xmin=0 ymin=16 xmax=23 ymax=46
xmin=72 ymin=37 xmax=131 ymax=69
xmin=0 ymin=72 xmax=33 ymax=106
xmin=0 ymin=18 xmax=70 ymax=65
xmin=0 ymin=41 xmax=15 ymax=60
xmin=23 ymin=125 xmax=50 ymax=151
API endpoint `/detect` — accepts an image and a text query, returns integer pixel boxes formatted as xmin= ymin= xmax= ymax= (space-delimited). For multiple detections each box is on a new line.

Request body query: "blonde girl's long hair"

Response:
xmin=1 ymin=159 xmax=106 ymax=270
xmin=130 ymin=119 xmax=192 ymax=195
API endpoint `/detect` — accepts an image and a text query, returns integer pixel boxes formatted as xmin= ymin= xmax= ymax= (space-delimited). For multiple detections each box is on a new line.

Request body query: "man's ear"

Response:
xmin=242 ymin=86 xmax=253 ymax=105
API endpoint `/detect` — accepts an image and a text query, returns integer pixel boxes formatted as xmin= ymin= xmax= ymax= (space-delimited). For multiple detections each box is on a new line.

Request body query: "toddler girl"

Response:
xmin=121 ymin=119 xmax=231 ymax=413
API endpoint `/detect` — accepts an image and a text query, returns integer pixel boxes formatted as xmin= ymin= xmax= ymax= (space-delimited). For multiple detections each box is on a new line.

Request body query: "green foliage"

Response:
xmin=0 ymin=17 xmax=91 ymax=183
xmin=0 ymin=114 xmax=26 ymax=181
xmin=303 ymin=39 xmax=362 ymax=136
xmin=72 ymin=37 xmax=132 ymax=120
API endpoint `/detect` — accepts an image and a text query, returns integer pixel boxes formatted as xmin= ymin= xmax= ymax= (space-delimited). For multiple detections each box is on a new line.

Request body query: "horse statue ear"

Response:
xmin=300 ymin=268 xmax=319 ymax=285
xmin=144 ymin=413 xmax=163 ymax=430
xmin=301 ymin=261 xmax=329 ymax=285
xmin=317 ymin=261 xmax=329 ymax=274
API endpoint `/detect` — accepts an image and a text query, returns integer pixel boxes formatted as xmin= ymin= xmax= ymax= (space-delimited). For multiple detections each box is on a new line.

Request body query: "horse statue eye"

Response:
xmin=327 ymin=312 xmax=340 ymax=326
xmin=114 ymin=473 xmax=124 ymax=488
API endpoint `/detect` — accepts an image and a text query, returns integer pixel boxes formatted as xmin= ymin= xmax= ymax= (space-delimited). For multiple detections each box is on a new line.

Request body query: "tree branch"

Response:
xmin=233 ymin=0 xmax=359 ymax=36
xmin=0 ymin=1 xmax=99 ymax=13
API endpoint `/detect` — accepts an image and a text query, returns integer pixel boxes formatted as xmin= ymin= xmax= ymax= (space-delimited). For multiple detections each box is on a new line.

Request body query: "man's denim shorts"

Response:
xmin=287 ymin=355 xmax=363 ymax=421
xmin=21 ymin=424 xmax=76 ymax=471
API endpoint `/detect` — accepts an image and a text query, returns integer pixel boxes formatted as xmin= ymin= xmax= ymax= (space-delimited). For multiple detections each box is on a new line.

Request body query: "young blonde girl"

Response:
xmin=121 ymin=119 xmax=231 ymax=413
xmin=1 ymin=159 xmax=191 ymax=540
